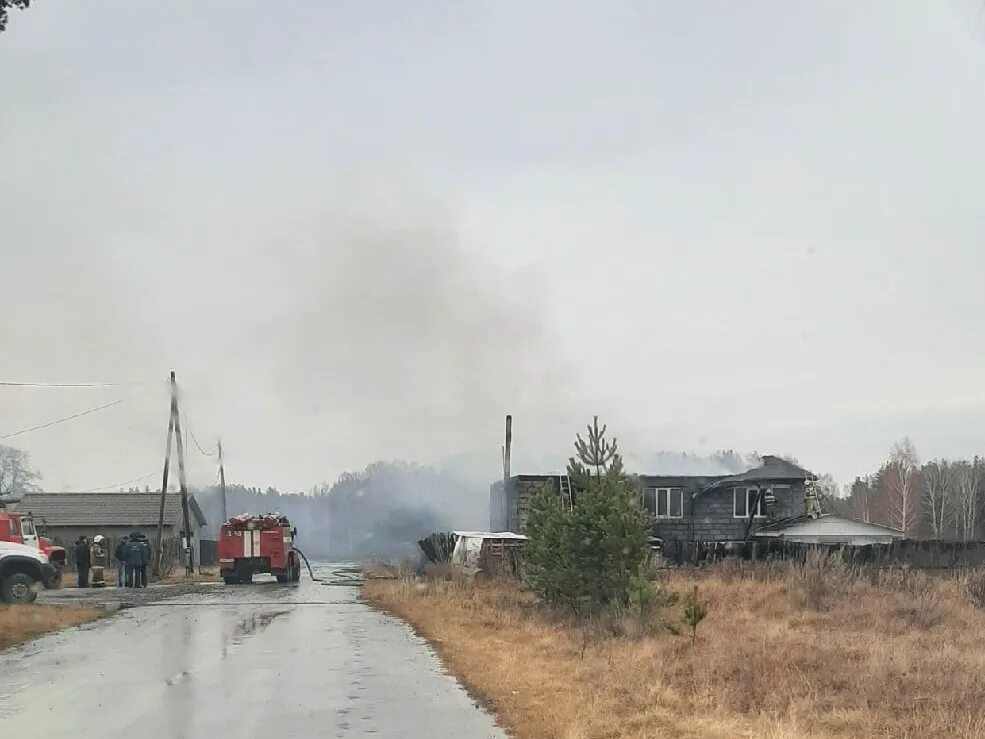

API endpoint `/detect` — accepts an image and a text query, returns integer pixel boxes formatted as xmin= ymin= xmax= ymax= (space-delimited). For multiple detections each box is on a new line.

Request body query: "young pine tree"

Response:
xmin=570 ymin=454 xmax=650 ymax=608
xmin=573 ymin=415 xmax=618 ymax=477
xmin=523 ymin=482 xmax=574 ymax=606
xmin=525 ymin=418 xmax=650 ymax=615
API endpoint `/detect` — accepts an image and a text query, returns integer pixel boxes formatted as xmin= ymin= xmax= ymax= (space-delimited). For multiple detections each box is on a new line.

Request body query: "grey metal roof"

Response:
xmin=754 ymin=513 xmax=904 ymax=536
xmin=18 ymin=492 xmax=207 ymax=529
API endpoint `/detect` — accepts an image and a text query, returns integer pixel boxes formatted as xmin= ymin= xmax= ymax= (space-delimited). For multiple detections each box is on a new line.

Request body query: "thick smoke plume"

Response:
xmin=177 ymin=207 xmax=580 ymax=553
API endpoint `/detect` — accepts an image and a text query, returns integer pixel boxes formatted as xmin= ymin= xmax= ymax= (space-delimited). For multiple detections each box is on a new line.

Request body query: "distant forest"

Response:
xmin=834 ymin=438 xmax=985 ymax=541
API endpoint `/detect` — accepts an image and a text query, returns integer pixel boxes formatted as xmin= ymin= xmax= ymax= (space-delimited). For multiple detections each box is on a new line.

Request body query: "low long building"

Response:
xmin=16 ymin=491 xmax=210 ymax=569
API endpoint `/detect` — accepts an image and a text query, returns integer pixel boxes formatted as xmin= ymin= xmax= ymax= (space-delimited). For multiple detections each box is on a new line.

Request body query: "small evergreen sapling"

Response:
xmin=682 ymin=585 xmax=708 ymax=646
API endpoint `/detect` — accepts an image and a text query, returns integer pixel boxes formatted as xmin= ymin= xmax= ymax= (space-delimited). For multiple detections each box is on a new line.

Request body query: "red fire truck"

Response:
xmin=0 ymin=508 xmax=66 ymax=588
xmin=218 ymin=513 xmax=302 ymax=585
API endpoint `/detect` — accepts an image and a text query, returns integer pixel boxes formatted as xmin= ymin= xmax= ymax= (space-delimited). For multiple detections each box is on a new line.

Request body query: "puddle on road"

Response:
xmin=231 ymin=610 xmax=288 ymax=641
xmin=221 ymin=609 xmax=290 ymax=656
xmin=313 ymin=564 xmax=363 ymax=587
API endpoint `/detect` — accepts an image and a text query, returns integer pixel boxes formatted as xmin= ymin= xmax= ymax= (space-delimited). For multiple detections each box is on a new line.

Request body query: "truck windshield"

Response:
xmin=21 ymin=519 xmax=35 ymax=536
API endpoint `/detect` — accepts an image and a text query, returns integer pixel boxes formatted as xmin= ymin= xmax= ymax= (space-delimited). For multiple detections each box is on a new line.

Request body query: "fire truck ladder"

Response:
xmin=558 ymin=474 xmax=573 ymax=512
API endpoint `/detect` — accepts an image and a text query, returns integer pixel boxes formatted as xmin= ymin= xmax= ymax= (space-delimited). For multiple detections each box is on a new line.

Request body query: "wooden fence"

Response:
xmin=660 ymin=539 xmax=985 ymax=569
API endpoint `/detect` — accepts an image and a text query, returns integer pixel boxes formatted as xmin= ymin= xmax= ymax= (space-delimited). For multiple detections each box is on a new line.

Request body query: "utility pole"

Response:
xmin=169 ymin=377 xmax=194 ymax=576
xmin=217 ymin=438 xmax=227 ymax=524
xmin=153 ymin=381 xmax=176 ymax=576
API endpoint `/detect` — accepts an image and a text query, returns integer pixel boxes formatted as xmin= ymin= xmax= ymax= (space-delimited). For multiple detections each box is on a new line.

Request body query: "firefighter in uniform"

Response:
xmin=89 ymin=535 xmax=108 ymax=588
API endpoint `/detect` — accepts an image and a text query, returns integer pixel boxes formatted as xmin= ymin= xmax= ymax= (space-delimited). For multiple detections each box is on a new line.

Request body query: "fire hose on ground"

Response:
xmin=292 ymin=546 xmax=323 ymax=582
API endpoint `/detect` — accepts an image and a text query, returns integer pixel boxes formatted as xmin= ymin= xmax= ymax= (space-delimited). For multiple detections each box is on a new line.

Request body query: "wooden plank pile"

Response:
xmin=418 ymin=531 xmax=456 ymax=564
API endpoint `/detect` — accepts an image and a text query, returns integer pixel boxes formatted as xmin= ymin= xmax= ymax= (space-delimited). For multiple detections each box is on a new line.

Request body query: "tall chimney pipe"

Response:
xmin=504 ymin=414 xmax=512 ymax=481
xmin=502 ymin=415 xmax=512 ymax=530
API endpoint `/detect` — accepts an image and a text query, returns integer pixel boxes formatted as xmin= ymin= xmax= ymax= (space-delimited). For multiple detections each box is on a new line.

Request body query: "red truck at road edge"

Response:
xmin=0 ymin=508 xmax=66 ymax=589
xmin=218 ymin=513 xmax=302 ymax=585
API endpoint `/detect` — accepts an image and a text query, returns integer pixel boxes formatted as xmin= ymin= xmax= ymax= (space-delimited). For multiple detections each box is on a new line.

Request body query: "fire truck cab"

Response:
xmin=0 ymin=508 xmax=66 ymax=588
xmin=0 ymin=540 xmax=54 ymax=603
xmin=218 ymin=513 xmax=302 ymax=585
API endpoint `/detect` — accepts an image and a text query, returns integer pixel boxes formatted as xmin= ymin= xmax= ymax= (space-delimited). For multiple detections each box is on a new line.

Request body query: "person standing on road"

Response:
xmin=73 ymin=536 xmax=91 ymax=588
xmin=137 ymin=533 xmax=150 ymax=588
xmin=125 ymin=532 xmax=150 ymax=588
xmin=124 ymin=534 xmax=141 ymax=588
xmin=114 ymin=535 xmax=129 ymax=587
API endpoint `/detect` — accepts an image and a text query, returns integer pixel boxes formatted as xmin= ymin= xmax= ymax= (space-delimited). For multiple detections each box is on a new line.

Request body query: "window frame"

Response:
xmin=733 ymin=487 xmax=767 ymax=519
xmin=646 ymin=487 xmax=684 ymax=519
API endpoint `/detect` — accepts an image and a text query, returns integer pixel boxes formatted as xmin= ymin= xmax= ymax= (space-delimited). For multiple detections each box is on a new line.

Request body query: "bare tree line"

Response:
xmin=841 ymin=437 xmax=985 ymax=540
xmin=0 ymin=444 xmax=42 ymax=500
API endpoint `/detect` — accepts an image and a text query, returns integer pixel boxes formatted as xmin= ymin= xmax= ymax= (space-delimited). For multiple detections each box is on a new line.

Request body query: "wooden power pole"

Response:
xmin=153 ymin=371 xmax=194 ymax=577
xmin=153 ymin=389 xmax=175 ymax=576
xmin=170 ymin=381 xmax=194 ymax=576
xmin=217 ymin=438 xmax=227 ymax=524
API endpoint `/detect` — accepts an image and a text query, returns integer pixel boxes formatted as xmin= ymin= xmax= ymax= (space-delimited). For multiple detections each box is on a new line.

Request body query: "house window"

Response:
xmin=644 ymin=488 xmax=683 ymax=518
xmin=734 ymin=487 xmax=767 ymax=518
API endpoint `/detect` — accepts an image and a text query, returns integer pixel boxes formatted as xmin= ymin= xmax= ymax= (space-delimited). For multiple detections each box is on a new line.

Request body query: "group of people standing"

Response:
xmin=115 ymin=533 xmax=151 ymax=587
xmin=72 ymin=532 xmax=151 ymax=588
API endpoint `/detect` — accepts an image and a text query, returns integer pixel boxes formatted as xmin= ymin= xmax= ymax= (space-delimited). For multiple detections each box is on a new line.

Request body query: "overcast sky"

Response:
xmin=2 ymin=1 xmax=984 ymax=493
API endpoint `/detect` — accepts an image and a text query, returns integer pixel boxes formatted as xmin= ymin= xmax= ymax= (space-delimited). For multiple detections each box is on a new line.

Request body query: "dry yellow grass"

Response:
xmin=364 ymin=560 xmax=985 ymax=738
xmin=61 ymin=569 xmax=218 ymax=587
xmin=0 ymin=605 xmax=105 ymax=651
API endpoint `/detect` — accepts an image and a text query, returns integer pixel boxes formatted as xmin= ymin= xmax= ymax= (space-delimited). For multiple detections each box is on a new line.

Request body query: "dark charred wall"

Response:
xmin=490 ymin=475 xmax=560 ymax=533
xmin=647 ymin=481 xmax=806 ymax=544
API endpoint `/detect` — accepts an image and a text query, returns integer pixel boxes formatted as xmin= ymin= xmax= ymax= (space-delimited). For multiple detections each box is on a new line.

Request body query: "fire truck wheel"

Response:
xmin=275 ymin=572 xmax=289 ymax=583
xmin=222 ymin=576 xmax=240 ymax=585
xmin=291 ymin=563 xmax=301 ymax=582
xmin=1 ymin=573 xmax=39 ymax=604
xmin=44 ymin=566 xmax=63 ymax=589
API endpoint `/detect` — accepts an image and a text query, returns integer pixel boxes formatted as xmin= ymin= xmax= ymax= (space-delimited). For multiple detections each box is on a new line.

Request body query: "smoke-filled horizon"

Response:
xmin=3 ymin=2 xmax=985 ymax=493
xmin=188 ymin=449 xmax=772 ymax=559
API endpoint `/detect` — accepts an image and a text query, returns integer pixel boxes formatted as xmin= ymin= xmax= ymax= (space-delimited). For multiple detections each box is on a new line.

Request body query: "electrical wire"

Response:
xmin=87 ymin=471 xmax=159 ymax=492
xmin=185 ymin=416 xmax=215 ymax=457
xmin=189 ymin=429 xmax=214 ymax=457
xmin=0 ymin=381 xmax=136 ymax=387
xmin=0 ymin=399 xmax=125 ymax=440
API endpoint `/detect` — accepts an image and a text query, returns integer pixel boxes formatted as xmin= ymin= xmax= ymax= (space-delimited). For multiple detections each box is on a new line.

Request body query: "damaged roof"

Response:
xmin=641 ymin=456 xmax=810 ymax=495
xmin=698 ymin=456 xmax=809 ymax=494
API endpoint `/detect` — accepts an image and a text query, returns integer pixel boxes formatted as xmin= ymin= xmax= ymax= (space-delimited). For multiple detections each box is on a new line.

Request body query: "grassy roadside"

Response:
xmin=0 ymin=605 xmax=106 ymax=651
xmin=364 ymin=561 xmax=985 ymax=738
xmin=61 ymin=568 xmax=219 ymax=587
xmin=162 ymin=568 xmax=218 ymax=584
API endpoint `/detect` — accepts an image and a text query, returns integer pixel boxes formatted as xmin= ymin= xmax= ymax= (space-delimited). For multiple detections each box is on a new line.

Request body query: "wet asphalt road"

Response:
xmin=0 ymin=564 xmax=505 ymax=739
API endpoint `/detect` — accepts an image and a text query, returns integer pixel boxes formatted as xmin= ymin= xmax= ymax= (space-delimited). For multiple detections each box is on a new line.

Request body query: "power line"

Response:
xmin=0 ymin=399 xmax=125 ymax=440
xmin=87 ymin=471 xmax=159 ymax=492
xmin=185 ymin=416 xmax=215 ymax=457
xmin=0 ymin=381 xmax=129 ymax=387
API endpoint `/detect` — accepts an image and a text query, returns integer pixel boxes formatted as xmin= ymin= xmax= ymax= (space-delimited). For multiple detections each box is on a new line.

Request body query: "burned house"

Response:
xmin=490 ymin=456 xmax=900 ymax=555
xmin=641 ymin=455 xmax=810 ymax=545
